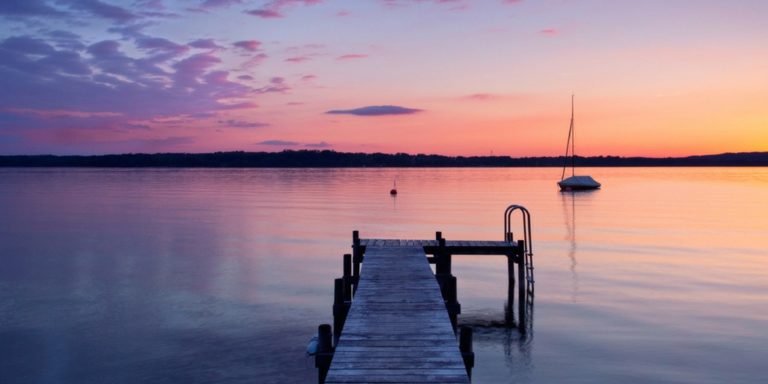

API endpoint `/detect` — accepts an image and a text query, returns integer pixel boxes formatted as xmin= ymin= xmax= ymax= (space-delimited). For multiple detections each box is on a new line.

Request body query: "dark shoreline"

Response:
xmin=1 ymin=150 xmax=767 ymax=167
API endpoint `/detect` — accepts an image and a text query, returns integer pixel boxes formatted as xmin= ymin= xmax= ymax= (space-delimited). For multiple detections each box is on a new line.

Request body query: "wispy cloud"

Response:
xmin=306 ymin=141 xmax=331 ymax=148
xmin=66 ymin=0 xmax=138 ymax=23
xmin=539 ymin=28 xmax=558 ymax=37
xmin=285 ymin=55 xmax=311 ymax=63
xmin=462 ymin=93 xmax=535 ymax=102
xmin=257 ymin=139 xmax=299 ymax=146
xmin=336 ymin=53 xmax=368 ymax=60
xmin=199 ymin=0 xmax=244 ymax=9
xmin=4 ymin=108 xmax=123 ymax=119
xmin=245 ymin=9 xmax=281 ymax=18
xmin=219 ymin=119 xmax=269 ymax=128
xmin=0 ymin=0 xmax=67 ymax=17
xmin=326 ymin=105 xmax=422 ymax=116
xmin=233 ymin=40 xmax=261 ymax=51
xmin=465 ymin=93 xmax=497 ymax=101
xmin=258 ymin=77 xmax=290 ymax=93
xmin=189 ymin=38 xmax=223 ymax=50
xmin=245 ymin=0 xmax=324 ymax=19
xmin=381 ymin=0 xmax=469 ymax=10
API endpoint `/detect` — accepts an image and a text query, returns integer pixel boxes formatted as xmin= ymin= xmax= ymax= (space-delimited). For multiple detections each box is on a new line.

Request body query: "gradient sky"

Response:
xmin=1 ymin=0 xmax=766 ymax=156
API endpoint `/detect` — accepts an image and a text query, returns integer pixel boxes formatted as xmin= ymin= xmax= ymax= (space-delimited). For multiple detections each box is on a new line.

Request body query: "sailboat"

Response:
xmin=558 ymin=95 xmax=601 ymax=191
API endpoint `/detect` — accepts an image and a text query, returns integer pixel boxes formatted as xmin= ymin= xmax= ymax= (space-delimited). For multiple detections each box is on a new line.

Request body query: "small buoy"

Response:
xmin=390 ymin=188 xmax=397 ymax=196
xmin=306 ymin=336 xmax=318 ymax=356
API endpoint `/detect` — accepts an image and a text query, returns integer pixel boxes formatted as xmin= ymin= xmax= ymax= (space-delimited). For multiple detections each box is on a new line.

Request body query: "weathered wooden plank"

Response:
xmin=325 ymin=244 xmax=469 ymax=384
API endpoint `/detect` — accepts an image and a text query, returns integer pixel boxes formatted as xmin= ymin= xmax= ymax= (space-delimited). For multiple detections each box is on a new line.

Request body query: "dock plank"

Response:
xmin=325 ymin=244 xmax=468 ymax=384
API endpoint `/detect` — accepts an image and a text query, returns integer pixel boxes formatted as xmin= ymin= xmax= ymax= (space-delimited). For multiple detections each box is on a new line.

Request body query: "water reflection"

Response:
xmin=3 ymin=168 xmax=768 ymax=384
xmin=561 ymin=190 xmax=579 ymax=300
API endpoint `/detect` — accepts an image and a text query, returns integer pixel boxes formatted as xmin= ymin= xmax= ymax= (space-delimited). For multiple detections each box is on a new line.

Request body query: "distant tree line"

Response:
xmin=1 ymin=150 xmax=767 ymax=167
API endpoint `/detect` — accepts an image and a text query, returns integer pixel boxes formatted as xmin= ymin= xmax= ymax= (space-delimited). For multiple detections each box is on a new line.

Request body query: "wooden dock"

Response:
xmin=316 ymin=231 xmax=531 ymax=383
xmin=325 ymin=244 xmax=468 ymax=383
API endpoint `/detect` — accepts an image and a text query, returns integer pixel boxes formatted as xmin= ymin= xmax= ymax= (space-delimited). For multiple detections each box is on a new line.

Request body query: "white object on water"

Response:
xmin=306 ymin=336 xmax=318 ymax=356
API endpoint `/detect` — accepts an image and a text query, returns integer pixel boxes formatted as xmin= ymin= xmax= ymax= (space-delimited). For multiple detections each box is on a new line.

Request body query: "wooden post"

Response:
xmin=342 ymin=253 xmax=352 ymax=301
xmin=333 ymin=278 xmax=348 ymax=343
xmin=435 ymin=237 xmax=451 ymax=276
xmin=444 ymin=275 xmax=460 ymax=331
xmin=352 ymin=231 xmax=362 ymax=294
xmin=459 ymin=326 xmax=474 ymax=379
xmin=316 ymin=324 xmax=333 ymax=384
xmin=506 ymin=253 xmax=516 ymax=326
xmin=517 ymin=239 xmax=527 ymax=333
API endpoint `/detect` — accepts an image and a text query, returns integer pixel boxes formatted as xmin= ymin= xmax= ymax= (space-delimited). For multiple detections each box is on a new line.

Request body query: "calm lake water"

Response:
xmin=1 ymin=167 xmax=767 ymax=383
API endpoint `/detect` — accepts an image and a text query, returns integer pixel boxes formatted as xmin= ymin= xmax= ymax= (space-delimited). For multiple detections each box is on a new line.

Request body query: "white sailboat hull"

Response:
xmin=558 ymin=175 xmax=601 ymax=191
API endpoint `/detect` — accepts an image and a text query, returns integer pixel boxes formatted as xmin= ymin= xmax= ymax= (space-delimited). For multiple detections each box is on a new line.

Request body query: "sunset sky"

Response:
xmin=1 ymin=0 xmax=766 ymax=156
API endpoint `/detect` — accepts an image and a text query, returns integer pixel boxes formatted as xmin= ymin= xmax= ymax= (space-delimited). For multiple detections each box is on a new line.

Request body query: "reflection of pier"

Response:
xmin=314 ymin=218 xmax=534 ymax=383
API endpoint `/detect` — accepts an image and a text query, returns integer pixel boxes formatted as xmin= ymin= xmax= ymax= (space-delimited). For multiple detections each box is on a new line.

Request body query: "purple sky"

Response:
xmin=1 ymin=1 xmax=767 ymax=156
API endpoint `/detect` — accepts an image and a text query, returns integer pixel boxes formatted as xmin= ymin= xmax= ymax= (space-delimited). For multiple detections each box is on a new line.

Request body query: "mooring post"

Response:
xmin=459 ymin=325 xmax=475 ymax=379
xmin=517 ymin=239 xmax=527 ymax=333
xmin=506 ymin=253 xmax=516 ymax=326
xmin=352 ymin=231 xmax=362 ymax=293
xmin=333 ymin=278 xmax=349 ymax=343
xmin=342 ymin=253 xmax=352 ymax=301
xmin=316 ymin=324 xmax=333 ymax=384
xmin=435 ymin=236 xmax=451 ymax=275
xmin=444 ymin=275 xmax=460 ymax=331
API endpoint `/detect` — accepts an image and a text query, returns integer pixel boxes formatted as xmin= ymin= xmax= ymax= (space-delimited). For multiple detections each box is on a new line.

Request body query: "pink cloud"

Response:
xmin=218 ymin=101 xmax=259 ymax=110
xmin=301 ymin=74 xmax=317 ymax=81
xmin=245 ymin=0 xmax=324 ymax=19
xmin=243 ymin=53 xmax=269 ymax=67
xmin=245 ymin=9 xmax=282 ymax=18
xmin=503 ymin=0 xmax=523 ymax=4
xmin=539 ymin=28 xmax=559 ymax=37
xmin=258 ymin=77 xmax=290 ymax=93
xmin=285 ymin=55 xmax=311 ymax=63
xmin=233 ymin=40 xmax=261 ymax=51
xmin=465 ymin=93 xmax=497 ymax=101
xmin=336 ymin=54 xmax=368 ymax=60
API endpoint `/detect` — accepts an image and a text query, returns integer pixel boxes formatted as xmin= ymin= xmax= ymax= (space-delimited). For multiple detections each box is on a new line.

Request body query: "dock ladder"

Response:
xmin=504 ymin=205 xmax=534 ymax=295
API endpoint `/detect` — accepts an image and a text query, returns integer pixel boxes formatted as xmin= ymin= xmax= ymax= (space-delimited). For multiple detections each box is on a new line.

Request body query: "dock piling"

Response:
xmin=351 ymin=231 xmax=362 ymax=293
xmin=332 ymin=278 xmax=349 ymax=343
xmin=342 ymin=254 xmax=352 ymax=302
xmin=459 ymin=325 xmax=475 ymax=379
xmin=315 ymin=324 xmax=333 ymax=384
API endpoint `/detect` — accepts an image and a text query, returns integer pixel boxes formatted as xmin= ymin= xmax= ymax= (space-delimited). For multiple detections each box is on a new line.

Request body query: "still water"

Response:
xmin=1 ymin=167 xmax=766 ymax=383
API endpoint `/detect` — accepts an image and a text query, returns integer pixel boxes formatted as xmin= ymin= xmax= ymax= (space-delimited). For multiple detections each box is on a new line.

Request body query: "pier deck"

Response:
xmin=324 ymin=244 xmax=469 ymax=383
xmin=318 ymin=234 xmax=528 ymax=383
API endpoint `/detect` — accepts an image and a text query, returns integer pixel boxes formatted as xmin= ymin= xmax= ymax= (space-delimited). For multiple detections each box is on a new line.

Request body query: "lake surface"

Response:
xmin=1 ymin=167 xmax=766 ymax=383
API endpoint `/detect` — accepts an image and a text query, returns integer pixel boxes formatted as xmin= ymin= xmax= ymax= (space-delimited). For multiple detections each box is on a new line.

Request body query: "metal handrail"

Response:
xmin=504 ymin=205 xmax=534 ymax=290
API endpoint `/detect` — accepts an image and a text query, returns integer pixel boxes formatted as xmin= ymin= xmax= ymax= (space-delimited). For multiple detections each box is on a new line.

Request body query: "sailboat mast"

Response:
xmin=560 ymin=95 xmax=575 ymax=181
xmin=571 ymin=95 xmax=575 ymax=177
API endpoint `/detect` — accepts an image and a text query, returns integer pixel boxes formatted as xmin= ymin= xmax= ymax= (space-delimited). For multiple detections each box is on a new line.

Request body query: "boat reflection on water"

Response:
xmin=562 ymin=190 xmax=579 ymax=301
